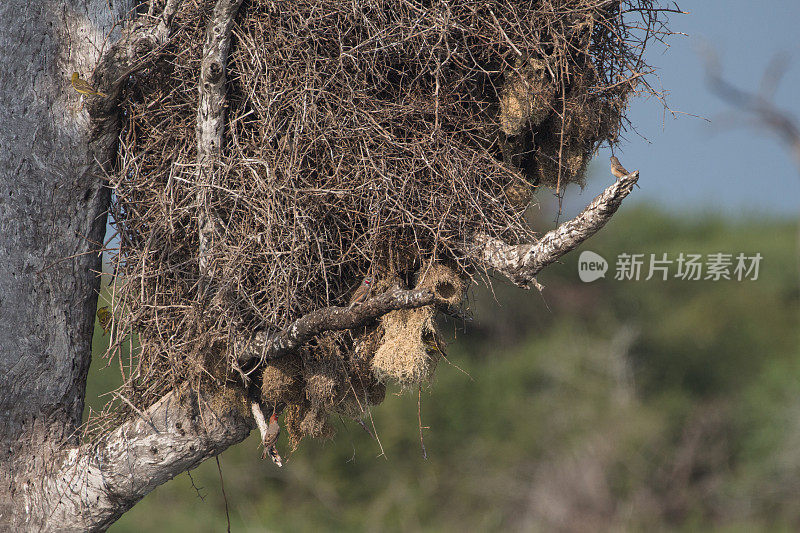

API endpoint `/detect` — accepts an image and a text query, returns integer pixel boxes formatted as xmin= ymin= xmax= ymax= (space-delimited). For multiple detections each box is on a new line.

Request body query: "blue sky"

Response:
xmin=559 ymin=0 xmax=800 ymax=218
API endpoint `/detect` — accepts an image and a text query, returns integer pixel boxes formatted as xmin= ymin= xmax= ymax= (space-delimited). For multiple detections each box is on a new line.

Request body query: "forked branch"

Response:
xmin=90 ymin=0 xmax=179 ymax=114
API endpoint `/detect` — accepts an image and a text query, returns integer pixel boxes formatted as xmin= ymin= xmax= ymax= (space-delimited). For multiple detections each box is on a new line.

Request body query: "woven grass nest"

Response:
xmin=101 ymin=0 xmax=666 ymax=446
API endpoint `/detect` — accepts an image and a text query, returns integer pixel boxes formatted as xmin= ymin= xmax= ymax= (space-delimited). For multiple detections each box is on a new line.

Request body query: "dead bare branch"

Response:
xmin=473 ymin=170 xmax=640 ymax=288
xmin=705 ymin=52 xmax=800 ymax=166
xmin=238 ymin=287 xmax=439 ymax=368
xmin=196 ymin=0 xmax=245 ymax=287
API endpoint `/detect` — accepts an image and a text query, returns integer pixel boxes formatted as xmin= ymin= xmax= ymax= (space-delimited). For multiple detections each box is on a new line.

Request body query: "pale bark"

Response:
xmin=471 ymin=171 xmax=640 ymax=288
xmin=196 ymin=0 xmax=245 ymax=290
xmin=0 ymin=0 xmax=132 ymax=528
xmin=26 ymin=390 xmax=252 ymax=531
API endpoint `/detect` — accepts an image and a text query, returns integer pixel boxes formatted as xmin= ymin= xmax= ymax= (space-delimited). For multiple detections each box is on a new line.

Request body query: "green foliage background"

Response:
xmin=87 ymin=205 xmax=799 ymax=532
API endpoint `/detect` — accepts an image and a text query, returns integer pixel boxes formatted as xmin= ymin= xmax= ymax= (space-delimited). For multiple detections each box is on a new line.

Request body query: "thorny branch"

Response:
xmin=239 ymin=287 xmax=439 ymax=464
xmin=473 ymin=170 xmax=640 ymax=288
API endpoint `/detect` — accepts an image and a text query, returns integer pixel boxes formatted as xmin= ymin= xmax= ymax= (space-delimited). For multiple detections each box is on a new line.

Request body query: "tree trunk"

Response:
xmin=0 ymin=2 xmax=258 ymax=529
xmin=0 ymin=0 xmax=129 ymax=526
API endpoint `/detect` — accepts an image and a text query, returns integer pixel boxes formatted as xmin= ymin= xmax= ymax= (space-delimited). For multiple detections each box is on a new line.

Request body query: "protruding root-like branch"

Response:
xmin=473 ymin=171 xmax=640 ymax=288
xmin=196 ymin=0 xmax=244 ymax=286
xmin=237 ymin=287 xmax=439 ymax=368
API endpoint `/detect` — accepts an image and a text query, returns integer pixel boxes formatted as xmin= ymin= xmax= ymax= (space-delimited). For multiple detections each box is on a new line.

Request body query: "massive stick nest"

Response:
xmin=100 ymin=0 xmax=668 ymax=445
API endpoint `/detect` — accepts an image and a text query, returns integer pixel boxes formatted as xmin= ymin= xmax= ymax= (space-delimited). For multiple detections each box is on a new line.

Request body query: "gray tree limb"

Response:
xmin=196 ymin=0 xmax=244 ymax=287
xmin=237 ymin=287 xmax=439 ymax=369
xmin=33 ymin=389 xmax=253 ymax=531
xmin=473 ymin=171 xmax=640 ymax=288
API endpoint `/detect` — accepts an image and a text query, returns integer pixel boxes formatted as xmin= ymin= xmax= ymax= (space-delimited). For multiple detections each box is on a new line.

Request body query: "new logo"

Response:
xmin=578 ymin=250 xmax=608 ymax=282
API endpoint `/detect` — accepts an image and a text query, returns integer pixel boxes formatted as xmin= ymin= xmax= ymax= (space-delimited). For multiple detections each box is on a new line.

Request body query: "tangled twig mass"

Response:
xmin=89 ymin=0 xmax=672 ymax=445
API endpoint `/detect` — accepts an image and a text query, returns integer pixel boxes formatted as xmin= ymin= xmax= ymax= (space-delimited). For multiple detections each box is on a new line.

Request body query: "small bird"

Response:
xmin=262 ymin=412 xmax=283 ymax=466
xmin=96 ymin=306 xmax=112 ymax=336
xmin=610 ymin=156 xmax=630 ymax=179
xmin=348 ymin=275 xmax=373 ymax=308
xmin=422 ymin=335 xmax=446 ymax=358
xmin=71 ymin=72 xmax=106 ymax=98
